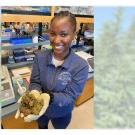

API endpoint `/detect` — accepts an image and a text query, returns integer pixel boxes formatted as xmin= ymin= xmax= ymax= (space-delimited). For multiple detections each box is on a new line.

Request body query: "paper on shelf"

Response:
xmin=75 ymin=51 xmax=93 ymax=60
xmin=11 ymin=67 xmax=31 ymax=77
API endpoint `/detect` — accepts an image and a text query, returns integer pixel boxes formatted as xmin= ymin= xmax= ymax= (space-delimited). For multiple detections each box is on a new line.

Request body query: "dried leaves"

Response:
xmin=19 ymin=92 xmax=43 ymax=116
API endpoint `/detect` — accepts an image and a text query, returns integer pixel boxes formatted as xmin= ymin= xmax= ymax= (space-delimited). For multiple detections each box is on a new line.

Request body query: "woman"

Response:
xmin=16 ymin=11 xmax=89 ymax=129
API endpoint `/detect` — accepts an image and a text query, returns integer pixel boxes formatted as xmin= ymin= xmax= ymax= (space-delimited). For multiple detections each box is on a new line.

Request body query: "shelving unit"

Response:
xmin=1 ymin=6 xmax=94 ymax=67
xmin=2 ymin=14 xmax=52 ymax=22
xmin=1 ymin=40 xmax=50 ymax=69
xmin=7 ymin=61 xmax=34 ymax=69
xmin=2 ymin=6 xmax=94 ymax=23
xmin=1 ymin=6 xmax=53 ymax=22
xmin=1 ymin=41 xmax=50 ymax=50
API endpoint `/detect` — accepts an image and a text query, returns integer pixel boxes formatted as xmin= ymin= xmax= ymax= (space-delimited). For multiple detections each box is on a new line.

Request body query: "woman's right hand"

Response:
xmin=15 ymin=96 xmax=23 ymax=119
xmin=15 ymin=89 xmax=40 ymax=119
xmin=15 ymin=90 xmax=50 ymax=122
xmin=24 ymin=93 xmax=50 ymax=122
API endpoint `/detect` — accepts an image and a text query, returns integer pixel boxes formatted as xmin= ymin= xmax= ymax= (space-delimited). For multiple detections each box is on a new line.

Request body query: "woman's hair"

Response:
xmin=51 ymin=11 xmax=77 ymax=32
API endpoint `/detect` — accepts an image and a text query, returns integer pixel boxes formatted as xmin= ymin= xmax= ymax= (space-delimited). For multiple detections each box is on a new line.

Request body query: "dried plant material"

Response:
xmin=19 ymin=92 xmax=43 ymax=116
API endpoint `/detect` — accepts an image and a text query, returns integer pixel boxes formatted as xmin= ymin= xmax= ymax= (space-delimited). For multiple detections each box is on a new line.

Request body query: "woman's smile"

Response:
xmin=54 ymin=45 xmax=64 ymax=50
xmin=53 ymin=45 xmax=64 ymax=54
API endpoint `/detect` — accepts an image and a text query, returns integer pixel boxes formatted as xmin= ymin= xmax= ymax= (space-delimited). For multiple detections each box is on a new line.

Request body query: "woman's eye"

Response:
xmin=50 ymin=33 xmax=55 ymax=36
xmin=61 ymin=33 xmax=67 ymax=37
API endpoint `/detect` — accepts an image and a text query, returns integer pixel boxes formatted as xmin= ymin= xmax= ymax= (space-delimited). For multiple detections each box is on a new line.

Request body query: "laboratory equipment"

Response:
xmin=1 ymin=65 xmax=16 ymax=107
xmin=75 ymin=51 xmax=94 ymax=73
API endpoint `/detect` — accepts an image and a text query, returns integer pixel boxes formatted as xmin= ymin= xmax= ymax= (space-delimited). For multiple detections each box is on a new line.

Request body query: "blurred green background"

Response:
xmin=94 ymin=7 xmax=135 ymax=128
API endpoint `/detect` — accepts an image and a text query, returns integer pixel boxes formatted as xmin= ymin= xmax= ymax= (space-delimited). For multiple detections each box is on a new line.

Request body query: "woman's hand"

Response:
xmin=15 ymin=90 xmax=40 ymax=119
xmin=24 ymin=93 xmax=50 ymax=122
xmin=15 ymin=90 xmax=50 ymax=122
xmin=15 ymin=96 xmax=23 ymax=119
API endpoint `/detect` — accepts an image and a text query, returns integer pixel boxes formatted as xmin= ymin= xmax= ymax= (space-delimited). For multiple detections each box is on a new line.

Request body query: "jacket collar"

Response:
xmin=47 ymin=49 xmax=74 ymax=69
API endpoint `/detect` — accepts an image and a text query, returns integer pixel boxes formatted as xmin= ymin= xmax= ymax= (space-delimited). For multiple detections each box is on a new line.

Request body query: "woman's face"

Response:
xmin=50 ymin=18 xmax=76 ymax=60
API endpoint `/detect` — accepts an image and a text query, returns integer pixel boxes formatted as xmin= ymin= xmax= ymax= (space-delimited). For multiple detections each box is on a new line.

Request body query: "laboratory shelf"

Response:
xmin=7 ymin=61 xmax=34 ymax=69
xmin=1 ymin=40 xmax=50 ymax=50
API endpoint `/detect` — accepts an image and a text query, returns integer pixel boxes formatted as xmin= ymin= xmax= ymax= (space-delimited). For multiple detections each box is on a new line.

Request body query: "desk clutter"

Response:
xmin=11 ymin=66 xmax=31 ymax=96
xmin=8 ymin=47 xmax=37 ymax=64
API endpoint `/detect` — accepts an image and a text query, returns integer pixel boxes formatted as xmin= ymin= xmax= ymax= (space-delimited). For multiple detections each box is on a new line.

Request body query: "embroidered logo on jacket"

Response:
xmin=58 ymin=72 xmax=72 ymax=85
